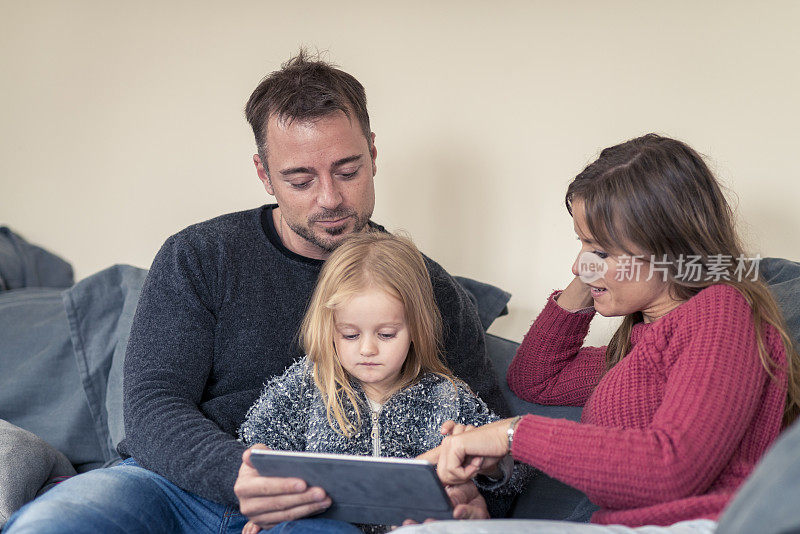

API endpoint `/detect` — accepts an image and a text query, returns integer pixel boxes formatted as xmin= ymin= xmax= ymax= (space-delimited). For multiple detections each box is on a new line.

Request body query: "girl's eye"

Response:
xmin=378 ymin=332 xmax=396 ymax=340
xmin=341 ymin=333 xmax=359 ymax=340
xmin=593 ymin=251 xmax=609 ymax=260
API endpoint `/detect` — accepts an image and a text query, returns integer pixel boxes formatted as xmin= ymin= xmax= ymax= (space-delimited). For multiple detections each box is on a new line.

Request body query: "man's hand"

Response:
xmin=436 ymin=418 xmax=513 ymax=486
xmin=446 ymin=481 xmax=490 ymax=520
xmin=399 ymin=480 xmax=489 ymax=526
xmin=234 ymin=444 xmax=331 ymax=530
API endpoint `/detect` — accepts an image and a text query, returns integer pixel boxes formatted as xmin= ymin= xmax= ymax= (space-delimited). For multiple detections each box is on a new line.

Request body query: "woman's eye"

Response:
xmin=593 ymin=251 xmax=609 ymax=259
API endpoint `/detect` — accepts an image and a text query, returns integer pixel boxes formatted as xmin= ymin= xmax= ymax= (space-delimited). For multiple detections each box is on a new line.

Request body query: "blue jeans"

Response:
xmin=4 ymin=458 xmax=247 ymax=534
xmin=265 ymin=518 xmax=362 ymax=533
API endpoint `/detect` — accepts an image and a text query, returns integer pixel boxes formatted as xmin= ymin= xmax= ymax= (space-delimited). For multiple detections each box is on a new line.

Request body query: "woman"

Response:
xmin=402 ymin=134 xmax=800 ymax=533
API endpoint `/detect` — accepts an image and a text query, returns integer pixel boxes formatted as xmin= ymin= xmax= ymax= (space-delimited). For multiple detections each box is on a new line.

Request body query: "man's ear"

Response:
xmin=370 ymin=132 xmax=377 ymax=176
xmin=254 ymin=154 xmax=274 ymax=195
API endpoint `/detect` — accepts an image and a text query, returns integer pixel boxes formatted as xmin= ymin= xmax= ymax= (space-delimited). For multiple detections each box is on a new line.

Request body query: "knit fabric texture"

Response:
xmin=120 ymin=205 xmax=506 ymax=505
xmin=507 ymin=284 xmax=788 ymax=527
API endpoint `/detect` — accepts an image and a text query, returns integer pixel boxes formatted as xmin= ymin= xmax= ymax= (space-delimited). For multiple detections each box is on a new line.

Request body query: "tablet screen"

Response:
xmin=249 ymin=449 xmax=453 ymax=525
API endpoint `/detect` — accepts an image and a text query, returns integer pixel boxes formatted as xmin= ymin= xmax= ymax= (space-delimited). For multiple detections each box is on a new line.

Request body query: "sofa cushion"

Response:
xmin=0 ymin=419 xmax=76 ymax=527
xmin=63 ymin=264 xmax=148 ymax=464
xmin=454 ymin=276 xmax=511 ymax=331
xmin=760 ymin=257 xmax=800 ymax=351
xmin=716 ymin=416 xmax=800 ymax=534
xmin=0 ymin=289 xmax=104 ymax=471
xmin=0 ymin=227 xmax=74 ymax=291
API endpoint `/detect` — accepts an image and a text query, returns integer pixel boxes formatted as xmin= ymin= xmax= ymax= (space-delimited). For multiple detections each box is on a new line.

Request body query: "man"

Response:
xmin=5 ymin=51 xmax=507 ymax=534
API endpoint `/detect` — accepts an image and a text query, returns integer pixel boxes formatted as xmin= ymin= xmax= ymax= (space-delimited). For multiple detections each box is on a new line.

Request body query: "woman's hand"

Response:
xmin=439 ymin=421 xmax=503 ymax=479
xmin=436 ymin=418 xmax=515 ymax=486
xmin=415 ymin=421 xmax=480 ymax=466
xmin=417 ymin=421 xmax=502 ymax=478
xmin=555 ymin=276 xmax=594 ymax=311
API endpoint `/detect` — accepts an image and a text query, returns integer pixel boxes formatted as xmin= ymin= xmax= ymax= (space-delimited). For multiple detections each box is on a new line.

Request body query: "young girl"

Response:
xmin=238 ymin=232 xmax=525 ymax=533
xmin=416 ymin=134 xmax=800 ymax=534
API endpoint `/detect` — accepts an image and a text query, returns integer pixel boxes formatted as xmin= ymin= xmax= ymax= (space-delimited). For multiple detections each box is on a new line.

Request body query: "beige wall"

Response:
xmin=2 ymin=1 xmax=798 ymax=343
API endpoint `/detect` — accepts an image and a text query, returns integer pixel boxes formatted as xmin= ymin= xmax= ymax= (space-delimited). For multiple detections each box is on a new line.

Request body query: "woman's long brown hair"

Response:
xmin=566 ymin=134 xmax=799 ymax=426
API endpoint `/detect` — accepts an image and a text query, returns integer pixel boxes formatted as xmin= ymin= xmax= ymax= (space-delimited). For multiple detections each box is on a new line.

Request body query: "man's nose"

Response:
xmin=317 ymin=175 xmax=343 ymax=209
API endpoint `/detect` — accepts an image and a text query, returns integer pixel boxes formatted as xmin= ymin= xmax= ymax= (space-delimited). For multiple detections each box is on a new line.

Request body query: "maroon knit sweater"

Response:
xmin=507 ymin=284 xmax=788 ymax=527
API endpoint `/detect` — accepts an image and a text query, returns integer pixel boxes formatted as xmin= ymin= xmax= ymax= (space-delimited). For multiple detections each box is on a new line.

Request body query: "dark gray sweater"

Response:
xmin=120 ymin=205 xmax=507 ymax=505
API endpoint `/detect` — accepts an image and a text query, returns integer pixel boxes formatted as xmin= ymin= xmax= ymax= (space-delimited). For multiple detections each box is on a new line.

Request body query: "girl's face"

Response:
xmin=333 ymin=285 xmax=412 ymax=402
xmin=571 ymin=199 xmax=682 ymax=323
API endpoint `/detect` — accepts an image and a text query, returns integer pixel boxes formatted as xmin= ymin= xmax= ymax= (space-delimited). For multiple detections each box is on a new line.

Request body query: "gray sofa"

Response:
xmin=1 ymin=227 xmax=799 ymax=532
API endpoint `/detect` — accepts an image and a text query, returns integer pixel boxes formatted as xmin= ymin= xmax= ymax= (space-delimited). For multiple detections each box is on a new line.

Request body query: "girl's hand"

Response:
xmin=436 ymin=418 xmax=514 ymax=486
xmin=439 ymin=421 xmax=474 ymax=436
xmin=555 ymin=276 xmax=594 ymax=311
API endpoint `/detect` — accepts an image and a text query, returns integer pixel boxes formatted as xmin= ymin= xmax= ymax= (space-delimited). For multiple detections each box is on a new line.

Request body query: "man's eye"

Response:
xmin=290 ymin=181 xmax=312 ymax=190
xmin=339 ymin=171 xmax=358 ymax=179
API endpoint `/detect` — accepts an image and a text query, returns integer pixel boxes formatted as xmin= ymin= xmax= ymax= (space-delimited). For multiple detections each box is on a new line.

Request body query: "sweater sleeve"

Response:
xmin=510 ymin=287 xmax=771 ymax=509
xmin=507 ymin=292 xmax=605 ymax=406
xmin=238 ymin=360 xmax=309 ymax=451
xmin=123 ymin=234 xmax=245 ymax=505
xmin=425 ymin=258 xmax=510 ymax=418
xmin=454 ymin=383 xmax=497 ymax=427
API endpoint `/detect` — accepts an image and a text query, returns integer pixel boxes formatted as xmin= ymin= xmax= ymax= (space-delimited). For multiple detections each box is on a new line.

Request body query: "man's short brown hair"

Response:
xmin=245 ymin=50 xmax=371 ymax=173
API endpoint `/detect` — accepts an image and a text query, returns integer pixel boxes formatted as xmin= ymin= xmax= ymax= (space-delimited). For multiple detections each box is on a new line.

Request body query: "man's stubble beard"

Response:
xmin=287 ymin=208 xmax=372 ymax=253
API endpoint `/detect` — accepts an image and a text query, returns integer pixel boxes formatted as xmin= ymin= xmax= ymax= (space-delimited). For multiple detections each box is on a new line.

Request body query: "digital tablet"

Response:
xmin=249 ymin=449 xmax=453 ymax=525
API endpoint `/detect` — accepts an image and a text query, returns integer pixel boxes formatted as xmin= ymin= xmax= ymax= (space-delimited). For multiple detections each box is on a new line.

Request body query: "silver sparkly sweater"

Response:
xmin=239 ymin=358 xmax=529 ymax=521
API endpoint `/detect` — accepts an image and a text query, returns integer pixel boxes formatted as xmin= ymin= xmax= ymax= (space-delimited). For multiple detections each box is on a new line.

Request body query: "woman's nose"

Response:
xmin=571 ymin=254 xmax=581 ymax=277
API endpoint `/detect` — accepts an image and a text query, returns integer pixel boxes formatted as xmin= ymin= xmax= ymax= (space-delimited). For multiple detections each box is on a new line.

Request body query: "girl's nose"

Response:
xmin=360 ymin=336 xmax=377 ymax=356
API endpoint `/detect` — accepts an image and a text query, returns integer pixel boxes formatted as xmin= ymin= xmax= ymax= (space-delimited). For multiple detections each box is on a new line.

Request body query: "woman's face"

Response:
xmin=570 ymin=199 xmax=683 ymax=323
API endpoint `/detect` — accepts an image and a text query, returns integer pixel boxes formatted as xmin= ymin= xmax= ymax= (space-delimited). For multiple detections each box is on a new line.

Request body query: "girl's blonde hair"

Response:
xmin=300 ymin=231 xmax=459 ymax=437
xmin=566 ymin=133 xmax=800 ymax=426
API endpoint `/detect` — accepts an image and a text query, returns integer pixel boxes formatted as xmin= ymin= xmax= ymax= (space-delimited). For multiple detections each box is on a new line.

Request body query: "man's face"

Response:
xmin=254 ymin=111 xmax=376 ymax=259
